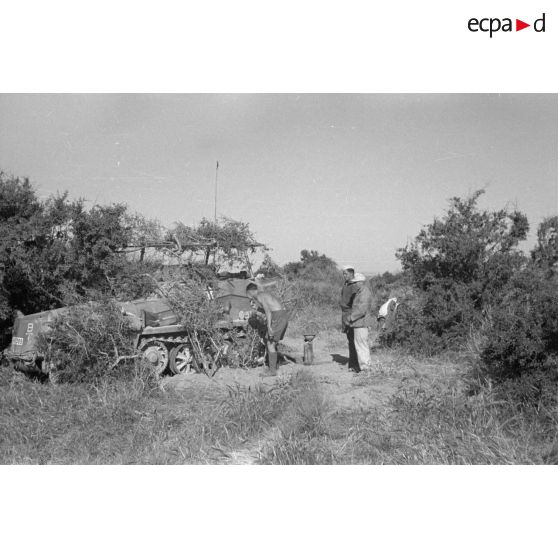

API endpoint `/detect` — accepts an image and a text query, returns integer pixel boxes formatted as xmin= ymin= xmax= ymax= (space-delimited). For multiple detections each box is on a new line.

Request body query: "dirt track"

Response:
xmin=163 ymin=331 xmax=407 ymax=463
xmin=164 ymin=331 xmax=400 ymax=408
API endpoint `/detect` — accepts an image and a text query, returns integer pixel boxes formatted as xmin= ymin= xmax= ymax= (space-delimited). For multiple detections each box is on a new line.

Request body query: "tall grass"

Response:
xmin=259 ymin=366 xmax=551 ymax=465
xmin=258 ymin=370 xmax=336 ymax=464
xmin=3 ymin=353 xmax=554 ymax=464
xmin=0 ymin=365 xmax=292 ymax=464
xmin=351 ymin=376 xmax=547 ymax=464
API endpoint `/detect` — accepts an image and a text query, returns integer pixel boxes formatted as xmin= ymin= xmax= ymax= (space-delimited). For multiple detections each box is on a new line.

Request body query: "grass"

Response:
xmin=341 ymin=377 xmax=547 ymax=464
xmin=2 ymin=338 xmax=556 ymax=464
xmin=0 ymin=365 xmax=293 ymax=464
xmin=258 ymin=360 xmax=554 ymax=465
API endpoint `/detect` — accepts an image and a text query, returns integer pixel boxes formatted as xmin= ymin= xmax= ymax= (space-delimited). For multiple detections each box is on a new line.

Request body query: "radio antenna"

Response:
xmin=214 ymin=160 xmax=219 ymax=223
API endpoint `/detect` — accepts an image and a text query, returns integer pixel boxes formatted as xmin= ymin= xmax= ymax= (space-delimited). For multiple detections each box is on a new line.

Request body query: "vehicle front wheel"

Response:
xmin=169 ymin=344 xmax=196 ymax=375
xmin=139 ymin=339 xmax=169 ymax=378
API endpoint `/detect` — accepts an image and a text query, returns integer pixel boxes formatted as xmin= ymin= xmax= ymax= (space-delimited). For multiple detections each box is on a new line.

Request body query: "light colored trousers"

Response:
xmin=353 ymin=327 xmax=371 ymax=369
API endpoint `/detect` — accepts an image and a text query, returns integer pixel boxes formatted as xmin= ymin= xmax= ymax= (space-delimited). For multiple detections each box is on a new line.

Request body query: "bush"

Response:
xmin=0 ymin=172 xmax=166 ymax=331
xmin=267 ymin=252 xmax=343 ymax=335
xmin=368 ymin=271 xmax=407 ymax=307
xmin=163 ymin=278 xmax=222 ymax=333
xmin=256 ymin=254 xmax=283 ymax=277
xmin=36 ymin=301 xmax=145 ymax=384
xmin=283 ymin=249 xmax=339 ymax=283
xmin=379 ymin=298 xmax=447 ymax=355
xmin=164 ymin=278 xmax=263 ymax=370
xmin=392 ymin=190 xmax=529 ymax=353
xmin=470 ymin=268 xmax=558 ymax=407
xmin=531 ymin=216 xmax=558 ymax=271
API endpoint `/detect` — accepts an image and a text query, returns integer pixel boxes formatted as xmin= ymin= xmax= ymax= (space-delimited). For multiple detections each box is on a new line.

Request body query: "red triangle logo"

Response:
xmin=516 ymin=19 xmax=530 ymax=31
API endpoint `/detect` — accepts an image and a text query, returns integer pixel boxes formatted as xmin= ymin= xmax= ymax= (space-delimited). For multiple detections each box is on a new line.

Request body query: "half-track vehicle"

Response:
xmin=121 ymin=275 xmax=257 ymax=376
xmin=3 ymin=307 xmax=70 ymax=375
xmin=2 ymin=230 xmax=268 ymax=377
xmin=2 ymin=273 xmax=259 ymax=378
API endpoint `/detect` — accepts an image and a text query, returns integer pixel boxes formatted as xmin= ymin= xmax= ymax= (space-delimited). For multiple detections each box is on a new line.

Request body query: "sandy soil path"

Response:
xmin=162 ymin=330 xmax=410 ymax=464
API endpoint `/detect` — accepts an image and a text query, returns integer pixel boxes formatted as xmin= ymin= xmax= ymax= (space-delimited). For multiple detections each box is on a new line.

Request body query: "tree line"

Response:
xmin=0 ymin=171 xmax=260 ymax=337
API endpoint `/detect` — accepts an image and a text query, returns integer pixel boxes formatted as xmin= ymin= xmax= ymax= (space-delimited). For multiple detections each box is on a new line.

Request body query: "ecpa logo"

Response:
xmin=468 ymin=13 xmax=546 ymax=37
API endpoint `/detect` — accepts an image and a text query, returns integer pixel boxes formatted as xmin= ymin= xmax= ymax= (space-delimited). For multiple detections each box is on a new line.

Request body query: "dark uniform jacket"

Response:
xmin=340 ymin=280 xmax=358 ymax=331
xmin=349 ymin=282 xmax=372 ymax=328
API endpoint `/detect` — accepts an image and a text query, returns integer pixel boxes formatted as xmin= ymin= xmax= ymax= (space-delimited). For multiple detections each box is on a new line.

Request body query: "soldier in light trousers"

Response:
xmin=341 ymin=268 xmax=372 ymax=373
xmin=347 ymin=272 xmax=372 ymax=373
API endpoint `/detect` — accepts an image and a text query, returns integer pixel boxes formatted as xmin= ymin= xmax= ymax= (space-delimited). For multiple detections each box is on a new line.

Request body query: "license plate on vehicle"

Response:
xmin=12 ymin=337 xmax=24 ymax=346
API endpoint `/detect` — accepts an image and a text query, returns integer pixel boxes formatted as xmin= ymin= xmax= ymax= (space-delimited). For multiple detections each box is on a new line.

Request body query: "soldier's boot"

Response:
xmin=261 ymin=352 xmax=278 ymax=377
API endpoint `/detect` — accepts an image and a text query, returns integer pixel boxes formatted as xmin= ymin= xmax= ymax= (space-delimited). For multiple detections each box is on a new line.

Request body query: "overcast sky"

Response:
xmin=1 ymin=94 xmax=557 ymax=273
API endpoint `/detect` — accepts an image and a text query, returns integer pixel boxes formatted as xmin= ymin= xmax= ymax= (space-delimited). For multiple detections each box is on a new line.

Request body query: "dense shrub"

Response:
xmin=276 ymin=249 xmax=342 ymax=334
xmin=36 ymin=301 xmax=144 ymax=384
xmin=378 ymin=298 xmax=446 ymax=355
xmin=284 ymin=250 xmax=341 ymax=299
xmin=164 ymin=278 xmax=263 ymax=370
xmin=471 ymin=268 xmax=558 ymax=406
xmin=368 ymin=271 xmax=407 ymax=306
xmin=162 ymin=278 xmax=229 ymax=372
xmin=391 ymin=192 xmax=558 ymax=413
xmin=255 ymin=254 xmax=283 ymax=277
xmin=397 ymin=190 xmax=528 ymax=288
xmin=0 ymin=172 xmax=161 ymax=335
xmin=163 ymin=279 xmax=222 ymax=333
xmin=393 ymin=190 xmax=529 ymax=353
xmin=389 ymin=191 xmax=558 ymax=409
xmin=531 ymin=216 xmax=558 ymax=272
xmin=290 ymin=278 xmax=341 ymax=309
xmin=284 ymin=249 xmax=339 ymax=283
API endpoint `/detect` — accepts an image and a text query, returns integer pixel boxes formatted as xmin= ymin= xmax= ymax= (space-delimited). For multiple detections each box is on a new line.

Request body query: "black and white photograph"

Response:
xmin=1 ymin=93 xmax=557 ymax=466
xmin=1 ymin=2 xmax=557 ymax=557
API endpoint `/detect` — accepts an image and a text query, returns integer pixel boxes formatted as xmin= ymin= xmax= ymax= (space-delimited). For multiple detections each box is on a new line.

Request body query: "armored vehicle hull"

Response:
xmin=3 ymin=289 xmax=256 ymax=378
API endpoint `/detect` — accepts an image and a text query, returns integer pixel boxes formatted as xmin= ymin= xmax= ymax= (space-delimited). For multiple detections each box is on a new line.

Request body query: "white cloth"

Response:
xmin=354 ymin=327 xmax=371 ymax=369
xmin=378 ymin=297 xmax=397 ymax=318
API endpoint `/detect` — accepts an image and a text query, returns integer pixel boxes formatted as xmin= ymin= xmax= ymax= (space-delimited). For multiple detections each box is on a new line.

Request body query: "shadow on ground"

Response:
xmin=330 ymin=353 xmax=348 ymax=365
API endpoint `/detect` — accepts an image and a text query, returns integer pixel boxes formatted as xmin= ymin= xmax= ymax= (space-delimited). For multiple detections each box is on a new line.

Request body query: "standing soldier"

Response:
xmin=340 ymin=265 xmax=359 ymax=372
xmin=348 ymin=273 xmax=372 ymax=373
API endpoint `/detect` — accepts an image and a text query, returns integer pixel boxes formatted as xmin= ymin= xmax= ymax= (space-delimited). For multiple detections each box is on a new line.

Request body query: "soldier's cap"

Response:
xmin=342 ymin=265 xmax=355 ymax=271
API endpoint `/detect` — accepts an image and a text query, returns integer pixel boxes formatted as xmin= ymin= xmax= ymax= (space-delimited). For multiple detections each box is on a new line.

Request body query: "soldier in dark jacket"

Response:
xmin=340 ymin=266 xmax=360 ymax=371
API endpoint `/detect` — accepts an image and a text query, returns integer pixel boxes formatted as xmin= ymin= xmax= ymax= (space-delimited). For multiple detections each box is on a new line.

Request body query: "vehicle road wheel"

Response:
xmin=169 ymin=344 xmax=195 ymax=375
xmin=140 ymin=339 xmax=169 ymax=378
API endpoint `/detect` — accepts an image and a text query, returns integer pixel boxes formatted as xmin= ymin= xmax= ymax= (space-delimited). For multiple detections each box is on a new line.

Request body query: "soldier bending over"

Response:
xmin=246 ymin=283 xmax=289 ymax=376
